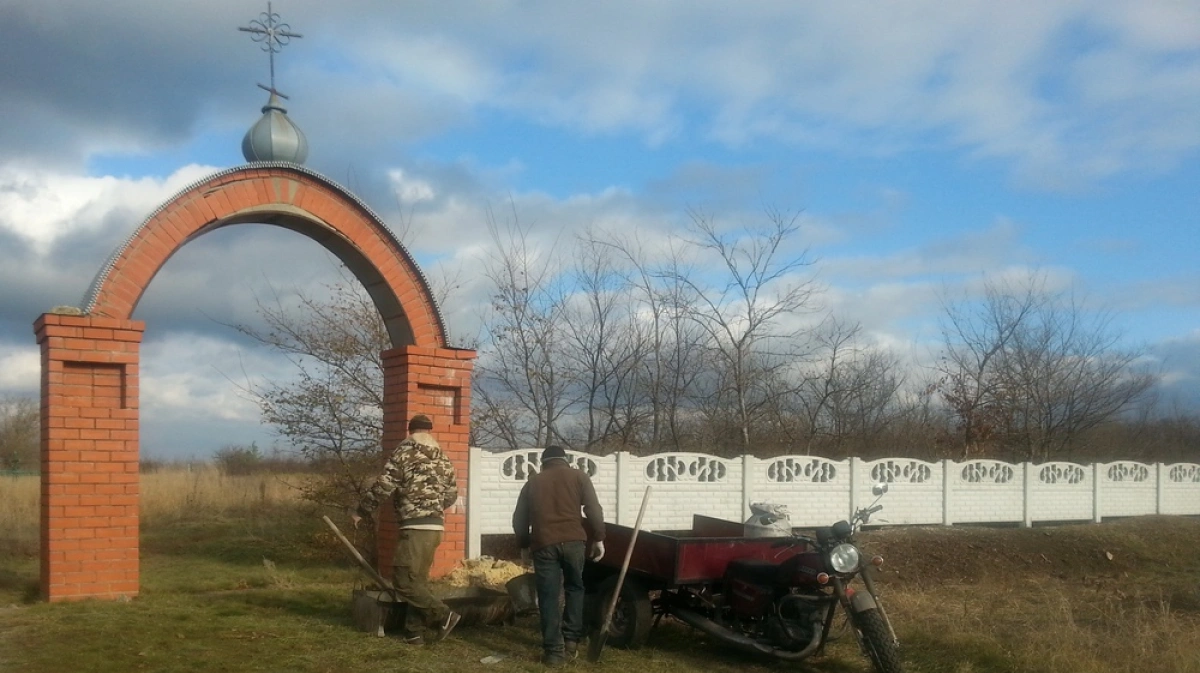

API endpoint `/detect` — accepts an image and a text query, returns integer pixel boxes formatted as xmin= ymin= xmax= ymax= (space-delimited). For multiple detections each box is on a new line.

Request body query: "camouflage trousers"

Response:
xmin=393 ymin=528 xmax=451 ymax=637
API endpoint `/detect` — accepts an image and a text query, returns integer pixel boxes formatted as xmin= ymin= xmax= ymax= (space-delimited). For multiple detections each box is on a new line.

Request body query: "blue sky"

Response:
xmin=1 ymin=1 xmax=1197 ymax=458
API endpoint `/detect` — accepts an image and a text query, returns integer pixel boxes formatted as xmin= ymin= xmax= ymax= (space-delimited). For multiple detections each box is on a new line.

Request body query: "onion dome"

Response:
xmin=242 ymin=91 xmax=308 ymax=164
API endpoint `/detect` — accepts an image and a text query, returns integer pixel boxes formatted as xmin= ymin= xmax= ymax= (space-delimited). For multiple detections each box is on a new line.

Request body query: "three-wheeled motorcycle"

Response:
xmin=583 ymin=485 xmax=902 ymax=673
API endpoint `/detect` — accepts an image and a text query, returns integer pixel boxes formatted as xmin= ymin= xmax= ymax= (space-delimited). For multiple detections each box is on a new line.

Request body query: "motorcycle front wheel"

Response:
xmin=853 ymin=608 xmax=903 ymax=673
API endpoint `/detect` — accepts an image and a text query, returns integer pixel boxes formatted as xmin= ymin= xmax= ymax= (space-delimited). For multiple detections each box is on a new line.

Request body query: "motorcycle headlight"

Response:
xmin=828 ymin=543 xmax=862 ymax=574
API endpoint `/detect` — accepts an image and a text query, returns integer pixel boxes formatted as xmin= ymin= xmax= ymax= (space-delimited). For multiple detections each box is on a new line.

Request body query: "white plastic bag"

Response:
xmin=743 ymin=502 xmax=793 ymax=538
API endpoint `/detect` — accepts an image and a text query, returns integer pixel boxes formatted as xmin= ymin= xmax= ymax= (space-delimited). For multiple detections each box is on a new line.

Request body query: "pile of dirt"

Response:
xmin=444 ymin=556 xmax=528 ymax=591
xmin=857 ymin=515 xmax=1200 ymax=590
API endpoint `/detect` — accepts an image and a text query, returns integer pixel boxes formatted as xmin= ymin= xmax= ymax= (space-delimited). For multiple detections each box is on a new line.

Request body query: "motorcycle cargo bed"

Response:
xmin=591 ymin=514 xmax=810 ymax=586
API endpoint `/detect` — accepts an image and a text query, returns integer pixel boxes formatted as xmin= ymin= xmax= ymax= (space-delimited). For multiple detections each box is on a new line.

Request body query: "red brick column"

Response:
xmin=34 ymin=313 xmax=143 ymax=602
xmin=376 ymin=345 xmax=475 ymax=576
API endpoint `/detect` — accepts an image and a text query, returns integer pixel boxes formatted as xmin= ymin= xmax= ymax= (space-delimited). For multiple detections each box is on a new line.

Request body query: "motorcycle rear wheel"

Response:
xmin=853 ymin=608 xmax=903 ymax=673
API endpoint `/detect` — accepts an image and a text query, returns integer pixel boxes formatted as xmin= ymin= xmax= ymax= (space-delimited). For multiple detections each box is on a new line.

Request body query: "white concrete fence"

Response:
xmin=466 ymin=448 xmax=1200 ymax=558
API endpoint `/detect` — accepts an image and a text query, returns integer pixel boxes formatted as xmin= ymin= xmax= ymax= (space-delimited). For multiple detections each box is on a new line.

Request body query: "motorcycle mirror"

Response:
xmin=871 ymin=482 xmax=889 ymax=496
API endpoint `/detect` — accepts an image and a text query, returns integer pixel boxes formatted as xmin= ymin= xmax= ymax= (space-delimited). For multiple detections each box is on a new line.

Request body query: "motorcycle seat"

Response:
xmin=725 ymin=558 xmax=781 ymax=585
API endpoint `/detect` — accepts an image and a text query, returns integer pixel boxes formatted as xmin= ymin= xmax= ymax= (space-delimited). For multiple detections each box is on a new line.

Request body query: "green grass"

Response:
xmin=2 ymin=492 xmax=1199 ymax=672
xmin=0 ymin=502 xmax=841 ymax=673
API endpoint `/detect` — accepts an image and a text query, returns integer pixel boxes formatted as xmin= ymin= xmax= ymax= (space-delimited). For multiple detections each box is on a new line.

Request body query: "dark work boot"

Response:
xmin=434 ymin=611 xmax=462 ymax=642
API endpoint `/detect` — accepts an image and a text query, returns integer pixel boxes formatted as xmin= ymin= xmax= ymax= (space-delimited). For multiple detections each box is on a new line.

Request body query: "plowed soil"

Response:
xmin=859 ymin=515 xmax=1200 ymax=610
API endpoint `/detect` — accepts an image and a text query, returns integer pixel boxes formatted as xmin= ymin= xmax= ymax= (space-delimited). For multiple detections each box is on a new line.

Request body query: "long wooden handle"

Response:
xmin=322 ymin=515 xmax=395 ymax=592
xmin=601 ymin=485 xmax=652 ymax=631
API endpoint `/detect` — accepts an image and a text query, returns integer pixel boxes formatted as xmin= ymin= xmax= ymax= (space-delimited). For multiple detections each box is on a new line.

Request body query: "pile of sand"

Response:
xmin=445 ymin=556 xmax=529 ymax=591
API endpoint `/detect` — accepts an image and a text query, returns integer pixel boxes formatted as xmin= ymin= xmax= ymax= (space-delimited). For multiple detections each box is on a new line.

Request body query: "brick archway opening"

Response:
xmin=35 ymin=163 xmax=474 ymax=601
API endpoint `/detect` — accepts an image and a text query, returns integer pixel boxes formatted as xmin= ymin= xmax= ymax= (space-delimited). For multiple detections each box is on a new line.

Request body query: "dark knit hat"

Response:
xmin=541 ymin=445 xmax=568 ymax=464
xmin=408 ymin=414 xmax=434 ymax=432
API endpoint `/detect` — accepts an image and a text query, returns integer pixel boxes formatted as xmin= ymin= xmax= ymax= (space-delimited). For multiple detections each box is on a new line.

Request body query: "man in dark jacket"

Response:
xmin=352 ymin=414 xmax=461 ymax=644
xmin=512 ymin=446 xmax=606 ymax=667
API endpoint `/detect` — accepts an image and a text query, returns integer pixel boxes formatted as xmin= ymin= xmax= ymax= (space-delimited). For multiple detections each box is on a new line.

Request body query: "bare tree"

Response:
xmin=473 ymin=213 xmax=575 ymax=448
xmin=230 ymin=280 xmax=388 ymax=509
xmin=785 ymin=319 xmax=905 ymax=456
xmin=594 ymin=229 xmax=723 ymax=452
xmin=937 ymin=274 xmax=1155 ymax=461
xmin=560 ymin=234 xmax=646 ymax=448
xmin=997 ymin=290 xmax=1156 ymax=461
xmin=664 ymin=209 xmax=819 ymax=452
xmin=0 ymin=395 xmax=39 ymax=472
xmin=936 ymin=279 xmax=1041 ymax=458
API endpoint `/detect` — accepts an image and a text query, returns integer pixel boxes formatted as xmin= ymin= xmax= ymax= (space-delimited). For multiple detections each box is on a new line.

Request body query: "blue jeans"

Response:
xmin=532 ymin=541 xmax=587 ymax=656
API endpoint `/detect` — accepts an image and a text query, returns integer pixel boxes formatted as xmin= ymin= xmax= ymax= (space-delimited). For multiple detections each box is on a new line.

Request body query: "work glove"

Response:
xmin=589 ymin=541 xmax=605 ymax=562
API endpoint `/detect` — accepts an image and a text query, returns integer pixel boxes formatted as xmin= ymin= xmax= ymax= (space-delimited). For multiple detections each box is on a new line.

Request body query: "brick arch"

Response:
xmin=35 ymin=163 xmax=475 ymax=602
xmin=84 ymin=163 xmax=446 ymax=349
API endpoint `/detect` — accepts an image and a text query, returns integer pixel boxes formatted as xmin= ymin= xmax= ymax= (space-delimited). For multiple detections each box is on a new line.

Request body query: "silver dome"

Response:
xmin=242 ymin=91 xmax=308 ymax=164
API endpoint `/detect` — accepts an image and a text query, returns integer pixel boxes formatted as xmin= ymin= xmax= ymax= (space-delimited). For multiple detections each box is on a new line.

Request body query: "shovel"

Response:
xmin=322 ymin=515 xmax=404 ymax=637
xmin=587 ymin=485 xmax=652 ymax=663
xmin=322 ymin=515 xmax=396 ymax=593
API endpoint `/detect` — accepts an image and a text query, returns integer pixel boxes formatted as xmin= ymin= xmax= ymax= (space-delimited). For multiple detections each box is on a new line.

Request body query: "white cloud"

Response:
xmin=139 ymin=333 xmax=291 ymax=423
xmin=387 ymin=169 xmax=436 ymax=203
xmin=0 ymin=347 xmax=39 ymax=393
xmin=0 ymin=164 xmax=218 ymax=254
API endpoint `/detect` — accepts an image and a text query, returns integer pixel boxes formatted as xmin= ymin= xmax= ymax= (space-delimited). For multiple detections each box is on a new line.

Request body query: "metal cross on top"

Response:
xmin=238 ymin=2 xmax=303 ymax=98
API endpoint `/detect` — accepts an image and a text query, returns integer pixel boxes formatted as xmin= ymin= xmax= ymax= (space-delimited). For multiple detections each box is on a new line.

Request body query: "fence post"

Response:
xmin=942 ymin=459 xmax=953 ymax=526
xmin=615 ymin=451 xmax=629 ymax=526
xmin=742 ymin=454 xmax=755 ymax=520
xmin=1156 ymin=462 xmax=1165 ymax=515
xmin=1022 ymin=462 xmax=1033 ymax=528
xmin=467 ymin=446 xmax=483 ymax=559
xmin=1092 ymin=463 xmax=1102 ymax=523
xmin=849 ymin=457 xmax=861 ymax=519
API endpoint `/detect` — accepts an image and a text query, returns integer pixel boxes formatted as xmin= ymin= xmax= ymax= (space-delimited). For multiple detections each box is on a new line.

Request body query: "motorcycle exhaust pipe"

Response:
xmin=670 ymin=607 xmax=822 ymax=661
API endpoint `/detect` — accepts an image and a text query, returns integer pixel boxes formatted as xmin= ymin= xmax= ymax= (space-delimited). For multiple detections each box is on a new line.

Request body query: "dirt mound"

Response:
xmin=858 ymin=515 xmax=1200 ymax=590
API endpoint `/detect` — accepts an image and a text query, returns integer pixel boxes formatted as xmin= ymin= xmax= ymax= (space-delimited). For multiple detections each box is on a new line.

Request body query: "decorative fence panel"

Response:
xmin=1097 ymin=461 xmax=1157 ymax=519
xmin=1028 ymin=462 xmax=1095 ymax=524
xmin=466 ymin=448 xmax=1200 ymax=558
xmin=949 ymin=459 xmax=1025 ymax=524
xmin=753 ymin=456 xmax=850 ymax=527
xmin=1162 ymin=464 xmax=1200 ymax=515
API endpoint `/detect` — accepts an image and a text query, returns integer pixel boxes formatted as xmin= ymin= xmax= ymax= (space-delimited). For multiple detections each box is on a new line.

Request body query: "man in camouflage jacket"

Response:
xmin=352 ymin=414 xmax=461 ymax=644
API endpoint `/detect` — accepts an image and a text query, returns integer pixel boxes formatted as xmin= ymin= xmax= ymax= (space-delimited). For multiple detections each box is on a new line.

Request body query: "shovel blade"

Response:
xmin=586 ymin=629 xmax=608 ymax=662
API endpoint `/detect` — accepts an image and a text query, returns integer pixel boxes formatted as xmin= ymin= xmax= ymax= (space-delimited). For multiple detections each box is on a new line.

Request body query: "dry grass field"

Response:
xmin=1 ymin=467 xmax=1198 ymax=672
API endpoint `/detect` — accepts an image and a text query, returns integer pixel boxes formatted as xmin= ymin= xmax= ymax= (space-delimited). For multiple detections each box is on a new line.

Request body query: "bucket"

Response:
xmin=505 ymin=573 xmax=538 ymax=615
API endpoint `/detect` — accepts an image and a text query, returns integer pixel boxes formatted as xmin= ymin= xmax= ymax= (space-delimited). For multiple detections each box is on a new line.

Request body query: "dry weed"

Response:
xmin=0 ymin=474 xmax=38 ymax=554
xmin=0 ymin=467 xmax=306 ymax=539
xmin=139 ymin=466 xmax=303 ymax=525
xmin=886 ymin=576 xmax=1200 ymax=673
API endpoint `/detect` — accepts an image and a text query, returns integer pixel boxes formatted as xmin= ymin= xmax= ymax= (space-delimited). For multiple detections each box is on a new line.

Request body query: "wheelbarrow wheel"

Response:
xmin=593 ymin=574 xmax=652 ymax=649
